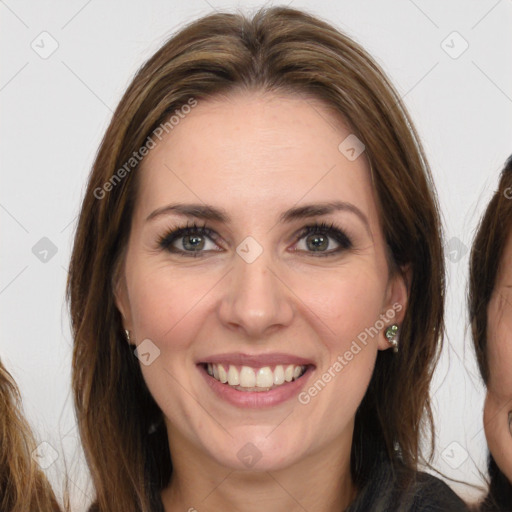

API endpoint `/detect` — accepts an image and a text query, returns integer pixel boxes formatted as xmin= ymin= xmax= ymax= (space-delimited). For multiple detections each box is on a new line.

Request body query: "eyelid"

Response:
xmin=157 ymin=220 xmax=352 ymax=257
xmin=157 ymin=222 xmax=221 ymax=252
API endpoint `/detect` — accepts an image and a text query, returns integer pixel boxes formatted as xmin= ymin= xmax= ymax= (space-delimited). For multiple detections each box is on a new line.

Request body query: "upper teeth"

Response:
xmin=206 ymin=363 xmax=306 ymax=389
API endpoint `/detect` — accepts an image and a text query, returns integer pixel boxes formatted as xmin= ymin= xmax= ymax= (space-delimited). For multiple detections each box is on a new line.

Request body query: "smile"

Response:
xmin=204 ymin=363 xmax=308 ymax=392
xmin=197 ymin=352 xmax=315 ymax=407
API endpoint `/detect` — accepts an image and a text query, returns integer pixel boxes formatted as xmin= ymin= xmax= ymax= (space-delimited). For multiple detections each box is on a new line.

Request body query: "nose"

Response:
xmin=217 ymin=251 xmax=294 ymax=339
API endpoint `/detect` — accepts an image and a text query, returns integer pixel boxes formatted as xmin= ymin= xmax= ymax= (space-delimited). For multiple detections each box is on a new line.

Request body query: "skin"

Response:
xmin=114 ymin=90 xmax=408 ymax=511
xmin=484 ymin=231 xmax=512 ymax=483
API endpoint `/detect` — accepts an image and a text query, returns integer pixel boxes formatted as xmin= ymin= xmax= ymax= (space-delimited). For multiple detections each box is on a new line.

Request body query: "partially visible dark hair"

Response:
xmin=469 ymin=154 xmax=512 ymax=384
xmin=479 ymin=455 xmax=512 ymax=511
xmin=468 ymin=154 xmax=512 ymax=510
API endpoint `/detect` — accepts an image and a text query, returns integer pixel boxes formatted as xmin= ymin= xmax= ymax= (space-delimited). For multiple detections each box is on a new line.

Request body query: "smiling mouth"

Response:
xmin=201 ymin=363 xmax=309 ymax=392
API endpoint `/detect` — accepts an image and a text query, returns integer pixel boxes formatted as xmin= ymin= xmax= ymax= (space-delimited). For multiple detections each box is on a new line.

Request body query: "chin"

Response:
xmin=205 ymin=430 xmax=306 ymax=472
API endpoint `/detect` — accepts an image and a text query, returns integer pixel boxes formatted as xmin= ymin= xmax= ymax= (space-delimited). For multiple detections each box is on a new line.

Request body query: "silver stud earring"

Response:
xmin=125 ymin=329 xmax=131 ymax=344
xmin=385 ymin=324 xmax=399 ymax=353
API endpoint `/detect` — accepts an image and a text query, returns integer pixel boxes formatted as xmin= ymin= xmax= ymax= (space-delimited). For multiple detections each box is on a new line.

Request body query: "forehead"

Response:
xmin=134 ymin=91 xmax=377 ymax=224
xmin=487 ymin=232 xmax=512 ymax=394
xmin=492 ymin=232 xmax=512 ymax=311
xmin=497 ymin=231 xmax=512 ymax=284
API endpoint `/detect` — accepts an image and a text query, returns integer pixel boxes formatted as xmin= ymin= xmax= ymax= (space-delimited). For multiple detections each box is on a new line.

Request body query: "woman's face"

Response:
xmin=485 ymin=231 xmax=512 ymax=482
xmin=114 ymin=91 xmax=407 ymax=472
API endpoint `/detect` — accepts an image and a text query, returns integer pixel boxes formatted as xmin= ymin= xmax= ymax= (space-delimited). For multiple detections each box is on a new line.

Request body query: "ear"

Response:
xmin=113 ymin=267 xmax=134 ymax=342
xmin=377 ymin=264 xmax=411 ymax=351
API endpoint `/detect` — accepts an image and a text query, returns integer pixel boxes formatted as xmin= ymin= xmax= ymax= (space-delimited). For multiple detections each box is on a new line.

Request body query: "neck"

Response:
xmin=161 ymin=426 xmax=356 ymax=512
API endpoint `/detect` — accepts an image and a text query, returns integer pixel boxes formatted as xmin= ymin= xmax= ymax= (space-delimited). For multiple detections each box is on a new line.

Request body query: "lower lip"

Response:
xmin=198 ymin=364 xmax=313 ymax=408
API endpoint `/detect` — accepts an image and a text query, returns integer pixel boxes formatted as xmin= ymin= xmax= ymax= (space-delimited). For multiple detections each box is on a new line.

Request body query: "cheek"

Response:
xmin=127 ymin=255 xmax=388 ymax=376
xmin=126 ymin=266 xmax=218 ymax=439
xmin=290 ymin=265 xmax=385 ymax=418
xmin=487 ymin=311 xmax=512 ymax=399
xmin=293 ymin=264 xmax=387 ymax=349
xmin=484 ymin=392 xmax=512 ymax=483
xmin=127 ymin=263 xmax=213 ymax=346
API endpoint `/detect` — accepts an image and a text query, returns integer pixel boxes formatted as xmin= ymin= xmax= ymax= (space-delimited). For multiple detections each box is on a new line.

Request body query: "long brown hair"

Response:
xmin=468 ymin=155 xmax=512 ymax=510
xmin=469 ymin=156 xmax=512 ymax=384
xmin=0 ymin=360 xmax=61 ymax=511
xmin=67 ymin=6 xmax=445 ymax=510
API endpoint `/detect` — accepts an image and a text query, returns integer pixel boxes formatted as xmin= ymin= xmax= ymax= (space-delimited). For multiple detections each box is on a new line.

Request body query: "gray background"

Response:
xmin=1 ymin=0 xmax=511 ymax=509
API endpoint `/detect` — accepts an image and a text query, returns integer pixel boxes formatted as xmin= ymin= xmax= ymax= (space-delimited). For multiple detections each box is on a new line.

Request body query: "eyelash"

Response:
xmin=156 ymin=221 xmax=353 ymax=258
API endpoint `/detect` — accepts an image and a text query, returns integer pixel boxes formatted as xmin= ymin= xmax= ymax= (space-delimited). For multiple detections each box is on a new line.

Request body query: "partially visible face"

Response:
xmin=485 ymin=231 xmax=512 ymax=482
xmin=114 ymin=90 xmax=407 ymax=472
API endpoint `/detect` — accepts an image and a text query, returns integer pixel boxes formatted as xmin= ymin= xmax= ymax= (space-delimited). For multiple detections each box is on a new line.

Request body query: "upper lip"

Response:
xmin=198 ymin=352 xmax=315 ymax=367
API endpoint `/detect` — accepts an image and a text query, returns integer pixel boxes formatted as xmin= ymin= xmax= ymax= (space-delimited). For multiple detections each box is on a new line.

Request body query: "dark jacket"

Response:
xmin=478 ymin=454 xmax=512 ymax=511
xmin=88 ymin=456 xmax=471 ymax=511
xmin=346 ymin=454 xmax=470 ymax=512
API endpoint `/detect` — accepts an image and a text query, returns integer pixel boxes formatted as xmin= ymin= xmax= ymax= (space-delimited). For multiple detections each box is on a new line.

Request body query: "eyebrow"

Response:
xmin=145 ymin=201 xmax=370 ymax=231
